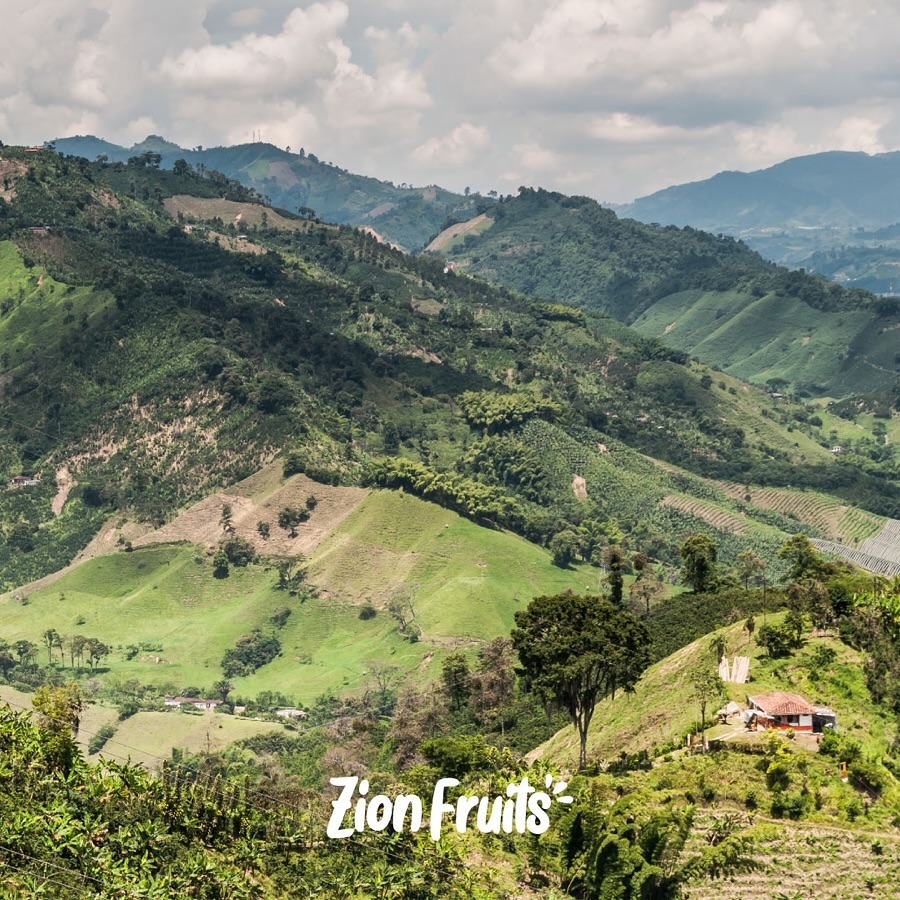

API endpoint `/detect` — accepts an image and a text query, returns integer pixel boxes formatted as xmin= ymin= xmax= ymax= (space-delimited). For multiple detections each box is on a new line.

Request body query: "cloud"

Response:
xmin=3 ymin=1 xmax=900 ymax=201
xmin=412 ymin=122 xmax=489 ymax=167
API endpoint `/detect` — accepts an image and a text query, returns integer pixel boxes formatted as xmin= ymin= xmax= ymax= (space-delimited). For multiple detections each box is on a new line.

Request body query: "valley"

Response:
xmin=3 ymin=141 xmax=900 ymax=897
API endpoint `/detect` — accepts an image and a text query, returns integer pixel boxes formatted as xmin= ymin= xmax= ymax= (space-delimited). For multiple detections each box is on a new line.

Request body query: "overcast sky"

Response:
xmin=3 ymin=0 xmax=899 ymax=202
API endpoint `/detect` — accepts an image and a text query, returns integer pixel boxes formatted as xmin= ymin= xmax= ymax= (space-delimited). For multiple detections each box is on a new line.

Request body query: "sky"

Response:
xmin=3 ymin=0 xmax=899 ymax=203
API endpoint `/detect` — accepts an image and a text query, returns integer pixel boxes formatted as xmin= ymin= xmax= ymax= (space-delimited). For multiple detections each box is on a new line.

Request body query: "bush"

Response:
xmin=358 ymin=604 xmax=377 ymax=620
xmin=220 ymin=536 xmax=256 ymax=567
xmin=118 ymin=700 xmax=140 ymax=721
xmin=222 ymin=630 xmax=281 ymax=678
xmin=88 ymin=723 xmax=116 ymax=755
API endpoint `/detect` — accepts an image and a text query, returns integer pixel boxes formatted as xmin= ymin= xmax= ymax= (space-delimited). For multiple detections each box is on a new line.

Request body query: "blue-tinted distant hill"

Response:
xmin=51 ymin=134 xmax=488 ymax=251
xmin=618 ymin=150 xmax=900 ymax=286
xmin=620 ymin=151 xmax=900 ymax=233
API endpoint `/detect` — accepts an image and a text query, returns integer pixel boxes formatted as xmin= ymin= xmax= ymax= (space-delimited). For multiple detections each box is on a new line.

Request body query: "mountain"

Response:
xmin=5 ymin=144 xmax=900 ymax=898
xmin=618 ymin=150 xmax=900 ymax=286
xmin=438 ymin=187 xmax=900 ymax=398
xmin=50 ymin=134 xmax=488 ymax=252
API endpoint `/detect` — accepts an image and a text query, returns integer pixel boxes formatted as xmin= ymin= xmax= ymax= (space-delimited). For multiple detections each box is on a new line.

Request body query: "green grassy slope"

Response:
xmin=536 ymin=616 xmax=894 ymax=768
xmin=448 ymin=188 xmax=897 ymax=398
xmin=0 ymin=491 xmax=596 ymax=703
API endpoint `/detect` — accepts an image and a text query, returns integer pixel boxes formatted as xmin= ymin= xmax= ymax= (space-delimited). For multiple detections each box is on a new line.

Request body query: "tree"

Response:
xmin=219 ymin=503 xmax=233 ymax=533
xmin=33 ymin=682 xmax=83 ymax=736
xmin=736 ymin=550 xmax=765 ymax=590
xmin=679 ymin=534 xmax=718 ymax=593
xmin=745 ymin=615 xmax=756 ymax=643
xmin=690 ymin=666 xmax=726 ymax=734
xmin=85 ymin=638 xmax=109 ymax=671
xmin=212 ymin=549 xmax=230 ymax=578
xmin=511 ymin=591 xmax=650 ymax=769
xmin=42 ymin=628 xmax=61 ymax=664
xmin=257 ymin=520 xmax=270 ymax=540
xmin=13 ymin=639 xmax=37 ymax=667
xmin=278 ymin=506 xmax=308 ymax=537
xmin=778 ymin=534 xmax=824 ymax=583
xmin=550 ymin=530 xmax=580 ymax=568
xmin=470 ymin=637 xmax=515 ymax=736
xmin=213 ymin=680 xmax=233 ymax=703
xmin=441 ymin=653 xmax=471 ymax=711
xmin=628 ymin=571 xmax=664 ymax=616
xmin=601 ymin=545 xmax=627 ymax=604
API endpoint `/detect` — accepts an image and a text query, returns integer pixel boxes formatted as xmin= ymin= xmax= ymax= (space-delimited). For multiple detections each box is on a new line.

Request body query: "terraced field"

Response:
xmin=718 ymin=482 xmax=884 ymax=546
xmin=811 ymin=539 xmax=900 ymax=576
xmin=659 ymin=495 xmax=748 ymax=534
xmin=685 ymin=817 xmax=900 ymax=899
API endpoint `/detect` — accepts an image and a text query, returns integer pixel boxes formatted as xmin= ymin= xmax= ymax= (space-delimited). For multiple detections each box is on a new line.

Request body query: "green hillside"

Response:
xmin=448 ymin=187 xmax=899 ymax=398
xmin=6 ymin=144 xmax=897 ymax=596
xmin=0 ymin=491 xmax=598 ymax=703
xmin=52 ymin=134 xmax=488 ymax=252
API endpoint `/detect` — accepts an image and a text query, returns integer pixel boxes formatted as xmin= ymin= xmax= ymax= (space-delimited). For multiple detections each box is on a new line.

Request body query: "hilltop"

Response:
xmin=619 ymin=150 xmax=900 ymax=290
xmin=50 ymin=134 xmax=488 ymax=252
xmin=439 ymin=187 xmax=900 ymax=399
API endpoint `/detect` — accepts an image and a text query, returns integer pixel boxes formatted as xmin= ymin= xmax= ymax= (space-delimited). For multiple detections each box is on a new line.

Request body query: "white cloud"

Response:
xmin=412 ymin=122 xmax=489 ymax=167
xmin=3 ymin=1 xmax=900 ymax=202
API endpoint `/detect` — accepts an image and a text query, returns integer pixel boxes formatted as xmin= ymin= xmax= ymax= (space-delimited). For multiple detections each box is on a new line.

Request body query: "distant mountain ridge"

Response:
xmin=620 ymin=150 xmax=900 ymax=232
xmin=50 ymin=134 xmax=488 ymax=252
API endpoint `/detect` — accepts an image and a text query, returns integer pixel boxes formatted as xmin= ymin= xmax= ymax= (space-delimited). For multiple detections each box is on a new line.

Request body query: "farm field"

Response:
xmin=717 ymin=482 xmax=884 ymax=546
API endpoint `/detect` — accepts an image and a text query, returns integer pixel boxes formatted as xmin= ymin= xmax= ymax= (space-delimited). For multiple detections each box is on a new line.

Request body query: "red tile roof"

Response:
xmin=748 ymin=691 xmax=816 ymax=716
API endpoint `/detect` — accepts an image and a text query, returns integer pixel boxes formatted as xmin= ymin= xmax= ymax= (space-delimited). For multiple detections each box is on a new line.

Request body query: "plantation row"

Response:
xmin=658 ymin=495 xmax=748 ymax=535
xmin=859 ymin=519 xmax=900 ymax=565
xmin=810 ymin=539 xmax=900 ymax=576
xmin=718 ymin=482 xmax=883 ymax=545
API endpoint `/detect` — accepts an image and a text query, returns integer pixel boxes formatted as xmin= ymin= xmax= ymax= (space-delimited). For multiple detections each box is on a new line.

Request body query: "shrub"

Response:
xmin=358 ymin=604 xmax=377 ymax=620
xmin=88 ymin=723 xmax=116 ymax=755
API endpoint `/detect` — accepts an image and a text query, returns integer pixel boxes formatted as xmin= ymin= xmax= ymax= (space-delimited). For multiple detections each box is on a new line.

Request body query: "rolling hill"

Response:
xmin=50 ymin=134 xmax=488 ymax=252
xmin=440 ymin=187 xmax=900 ymax=398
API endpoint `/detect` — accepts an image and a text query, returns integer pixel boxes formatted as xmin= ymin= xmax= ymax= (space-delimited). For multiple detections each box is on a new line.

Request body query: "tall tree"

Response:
xmin=470 ymin=637 xmax=516 ymax=736
xmin=679 ymin=534 xmax=718 ymax=593
xmin=601 ymin=545 xmax=626 ymax=605
xmin=441 ymin=652 xmax=471 ymax=711
xmin=511 ymin=591 xmax=650 ymax=769
xmin=690 ymin=666 xmax=726 ymax=735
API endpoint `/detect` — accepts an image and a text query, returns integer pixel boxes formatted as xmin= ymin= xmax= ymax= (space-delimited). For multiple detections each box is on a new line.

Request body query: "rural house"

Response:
xmin=164 ymin=695 xmax=221 ymax=711
xmin=9 ymin=475 xmax=40 ymax=487
xmin=745 ymin=691 xmax=838 ymax=733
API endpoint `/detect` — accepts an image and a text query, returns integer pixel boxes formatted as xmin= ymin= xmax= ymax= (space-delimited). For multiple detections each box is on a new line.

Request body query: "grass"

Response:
xmin=0 ymin=491 xmax=597 ymax=705
xmin=0 ymin=683 xmax=284 ymax=770
xmin=631 ymin=288 xmax=886 ymax=395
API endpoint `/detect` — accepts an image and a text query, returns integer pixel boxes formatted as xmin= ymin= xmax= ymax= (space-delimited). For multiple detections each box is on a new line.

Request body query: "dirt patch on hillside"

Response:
xmin=572 ymin=474 xmax=587 ymax=500
xmin=0 ymin=159 xmax=27 ymax=200
xmin=135 ymin=472 xmax=369 ymax=558
xmin=266 ymin=161 xmax=299 ymax=187
xmin=162 ymin=195 xmax=306 ymax=231
xmin=425 ymin=214 xmax=489 ymax=253
xmin=365 ymin=202 xmax=395 ymax=219
xmin=51 ymin=466 xmax=74 ymax=516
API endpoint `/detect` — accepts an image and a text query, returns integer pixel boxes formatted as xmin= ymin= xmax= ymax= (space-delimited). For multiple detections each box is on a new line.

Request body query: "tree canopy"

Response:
xmin=511 ymin=591 xmax=650 ymax=769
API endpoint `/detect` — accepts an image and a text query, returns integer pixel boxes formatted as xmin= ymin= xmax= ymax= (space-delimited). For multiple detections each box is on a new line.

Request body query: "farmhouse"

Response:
xmin=164 ymin=695 xmax=221 ymax=711
xmin=9 ymin=475 xmax=40 ymax=487
xmin=745 ymin=691 xmax=838 ymax=733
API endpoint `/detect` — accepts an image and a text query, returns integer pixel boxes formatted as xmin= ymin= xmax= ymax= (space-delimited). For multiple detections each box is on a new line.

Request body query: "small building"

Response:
xmin=275 ymin=707 xmax=306 ymax=719
xmin=164 ymin=695 xmax=221 ymax=711
xmin=746 ymin=691 xmax=827 ymax=732
xmin=9 ymin=475 xmax=41 ymax=487
xmin=830 ymin=446 xmax=842 ymax=455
